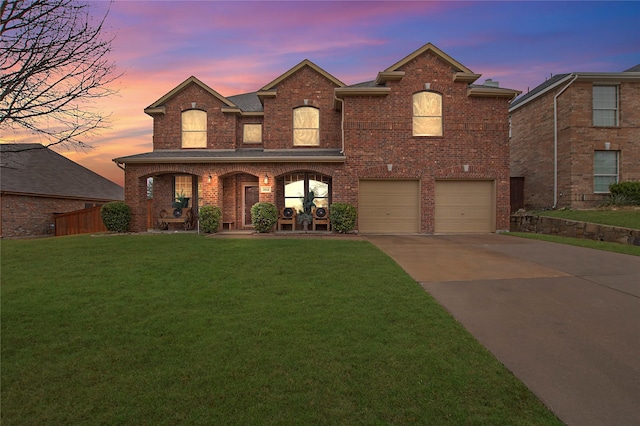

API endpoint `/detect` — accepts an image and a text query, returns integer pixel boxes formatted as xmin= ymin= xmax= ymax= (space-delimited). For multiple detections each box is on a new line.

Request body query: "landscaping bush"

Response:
xmin=100 ymin=201 xmax=131 ymax=233
xmin=330 ymin=202 xmax=357 ymax=233
xmin=199 ymin=205 xmax=222 ymax=233
xmin=251 ymin=202 xmax=278 ymax=233
xmin=609 ymin=181 xmax=640 ymax=205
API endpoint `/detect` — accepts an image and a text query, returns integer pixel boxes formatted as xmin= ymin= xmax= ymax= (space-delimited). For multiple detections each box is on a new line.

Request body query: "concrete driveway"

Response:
xmin=365 ymin=234 xmax=640 ymax=426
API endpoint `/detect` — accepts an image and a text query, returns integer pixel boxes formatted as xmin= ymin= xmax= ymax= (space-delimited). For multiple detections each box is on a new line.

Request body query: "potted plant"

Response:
xmin=172 ymin=191 xmax=190 ymax=208
xmin=297 ymin=190 xmax=316 ymax=231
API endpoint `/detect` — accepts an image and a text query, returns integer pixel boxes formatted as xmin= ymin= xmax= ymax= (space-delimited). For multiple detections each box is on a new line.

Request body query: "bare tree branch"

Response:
xmin=0 ymin=0 xmax=120 ymax=149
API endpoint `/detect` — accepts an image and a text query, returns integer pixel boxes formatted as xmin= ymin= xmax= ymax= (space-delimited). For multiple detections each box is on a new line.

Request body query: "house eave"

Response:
xmin=144 ymin=106 xmax=166 ymax=116
xmin=467 ymin=86 xmax=521 ymax=100
xmin=454 ymin=72 xmax=482 ymax=83
xmin=375 ymin=71 xmax=405 ymax=85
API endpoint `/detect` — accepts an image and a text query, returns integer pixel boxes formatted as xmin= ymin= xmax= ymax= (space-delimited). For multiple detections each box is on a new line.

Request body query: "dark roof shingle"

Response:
xmin=1 ymin=144 xmax=123 ymax=200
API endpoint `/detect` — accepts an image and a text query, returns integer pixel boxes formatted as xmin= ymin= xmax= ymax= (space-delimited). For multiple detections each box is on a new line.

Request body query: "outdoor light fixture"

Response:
xmin=387 ymin=164 xmax=393 ymax=172
xmin=463 ymin=164 xmax=470 ymax=172
xmin=263 ymin=174 xmax=269 ymax=184
xmin=207 ymin=175 xmax=212 ymax=183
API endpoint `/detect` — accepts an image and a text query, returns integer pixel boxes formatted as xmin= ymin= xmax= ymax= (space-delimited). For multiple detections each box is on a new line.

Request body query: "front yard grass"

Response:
xmin=1 ymin=234 xmax=560 ymax=425
xmin=534 ymin=207 xmax=640 ymax=230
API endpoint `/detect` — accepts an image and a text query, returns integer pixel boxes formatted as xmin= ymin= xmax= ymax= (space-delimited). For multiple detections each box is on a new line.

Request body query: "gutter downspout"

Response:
xmin=334 ymin=96 xmax=345 ymax=154
xmin=553 ymin=74 xmax=578 ymax=208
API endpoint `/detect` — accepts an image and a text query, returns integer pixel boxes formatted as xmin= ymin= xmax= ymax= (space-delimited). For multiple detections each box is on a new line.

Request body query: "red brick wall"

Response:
xmin=1 ymin=193 xmax=93 ymax=238
xmin=152 ymin=83 xmax=237 ymax=150
xmin=511 ymin=80 xmax=640 ymax=209
xmin=125 ymin=51 xmax=513 ymax=233
xmin=341 ymin=51 xmax=512 ymax=232
xmin=262 ymin=66 xmax=342 ymax=150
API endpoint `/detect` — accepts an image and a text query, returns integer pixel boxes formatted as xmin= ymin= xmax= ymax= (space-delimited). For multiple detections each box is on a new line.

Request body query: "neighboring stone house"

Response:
xmin=1 ymin=144 xmax=124 ymax=238
xmin=509 ymin=65 xmax=640 ymax=209
xmin=114 ymin=43 xmax=519 ymax=234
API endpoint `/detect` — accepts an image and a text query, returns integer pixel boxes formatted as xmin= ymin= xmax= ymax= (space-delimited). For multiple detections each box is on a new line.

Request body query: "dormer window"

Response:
xmin=181 ymin=109 xmax=207 ymax=148
xmin=413 ymin=91 xmax=443 ymax=136
xmin=293 ymin=106 xmax=319 ymax=146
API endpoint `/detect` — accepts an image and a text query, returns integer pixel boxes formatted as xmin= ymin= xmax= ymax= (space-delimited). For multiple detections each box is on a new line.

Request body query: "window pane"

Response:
xmin=413 ymin=92 xmax=443 ymax=136
xmin=182 ymin=132 xmax=206 ymax=148
xmin=593 ymin=86 xmax=617 ymax=127
xmin=594 ymin=176 xmax=617 ymax=193
xmin=413 ymin=92 xmax=442 ymax=116
xmin=594 ymin=151 xmax=618 ymax=193
xmin=182 ymin=110 xmax=207 ymax=148
xmin=293 ymin=129 xmax=319 ymax=146
xmin=182 ymin=110 xmax=207 ymax=131
xmin=594 ymin=151 xmax=617 ymax=174
xmin=243 ymin=124 xmax=262 ymax=143
xmin=413 ymin=117 xmax=442 ymax=136
xmin=294 ymin=107 xmax=319 ymax=128
xmin=175 ymin=175 xmax=192 ymax=199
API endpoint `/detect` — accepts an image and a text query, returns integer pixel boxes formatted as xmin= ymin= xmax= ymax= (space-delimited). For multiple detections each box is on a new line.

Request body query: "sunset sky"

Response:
xmin=2 ymin=0 xmax=639 ymax=186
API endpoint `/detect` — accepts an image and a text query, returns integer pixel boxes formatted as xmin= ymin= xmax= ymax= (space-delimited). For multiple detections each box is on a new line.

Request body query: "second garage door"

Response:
xmin=358 ymin=180 xmax=420 ymax=233
xmin=435 ymin=180 xmax=495 ymax=233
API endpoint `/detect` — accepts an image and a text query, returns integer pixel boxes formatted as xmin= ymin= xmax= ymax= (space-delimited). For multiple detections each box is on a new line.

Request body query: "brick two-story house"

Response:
xmin=114 ymin=43 xmax=519 ymax=233
xmin=509 ymin=65 xmax=640 ymax=209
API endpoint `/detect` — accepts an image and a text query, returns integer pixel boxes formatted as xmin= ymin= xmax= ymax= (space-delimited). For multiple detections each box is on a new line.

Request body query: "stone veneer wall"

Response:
xmin=510 ymin=214 xmax=640 ymax=246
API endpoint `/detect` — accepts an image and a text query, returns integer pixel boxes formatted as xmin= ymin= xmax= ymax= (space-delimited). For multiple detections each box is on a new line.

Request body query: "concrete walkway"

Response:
xmin=365 ymin=234 xmax=640 ymax=426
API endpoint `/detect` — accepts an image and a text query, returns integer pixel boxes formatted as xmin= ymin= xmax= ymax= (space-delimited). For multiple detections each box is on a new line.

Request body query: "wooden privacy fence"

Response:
xmin=54 ymin=206 xmax=106 ymax=236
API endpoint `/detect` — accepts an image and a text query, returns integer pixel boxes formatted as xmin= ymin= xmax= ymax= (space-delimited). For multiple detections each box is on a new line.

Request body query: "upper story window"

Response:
xmin=413 ymin=91 xmax=443 ymax=137
xmin=181 ymin=109 xmax=207 ymax=148
xmin=593 ymin=86 xmax=618 ymax=127
xmin=293 ymin=106 xmax=319 ymax=146
xmin=593 ymin=150 xmax=618 ymax=193
xmin=243 ymin=123 xmax=262 ymax=144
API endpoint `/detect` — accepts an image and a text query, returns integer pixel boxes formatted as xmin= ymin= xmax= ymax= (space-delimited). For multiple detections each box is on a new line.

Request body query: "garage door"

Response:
xmin=435 ymin=180 xmax=494 ymax=233
xmin=359 ymin=180 xmax=420 ymax=233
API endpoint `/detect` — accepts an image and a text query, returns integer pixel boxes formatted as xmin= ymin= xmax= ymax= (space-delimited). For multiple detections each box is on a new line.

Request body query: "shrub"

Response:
xmin=330 ymin=202 xmax=357 ymax=233
xmin=199 ymin=205 xmax=222 ymax=233
xmin=609 ymin=181 xmax=640 ymax=205
xmin=100 ymin=201 xmax=131 ymax=233
xmin=251 ymin=202 xmax=278 ymax=233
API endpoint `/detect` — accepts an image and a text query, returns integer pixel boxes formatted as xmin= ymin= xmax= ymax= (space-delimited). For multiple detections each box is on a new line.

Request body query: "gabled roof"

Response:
xmin=259 ymin=59 xmax=345 ymax=91
xmin=144 ymin=76 xmax=237 ymax=116
xmin=1 ymin=144 xmax=123 ymax=201
xmin=377 ymin=42 xmax=474 ymax=84
xmin=510 ymin=65 xmax=640 ymax=111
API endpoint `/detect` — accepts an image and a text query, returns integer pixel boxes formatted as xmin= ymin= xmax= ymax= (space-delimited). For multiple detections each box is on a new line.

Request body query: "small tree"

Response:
xmin=100 ymin=201 xmax=131 ymax=233
xmin=251 ymin=202 xmax=278 ymax=233
xmin=199 ymin=205 xmax=222 ymax=233
xmin=0 ymin=0 xmax=120 ymax=149
xmin=330 ymin=202 xmax=357 ymax=233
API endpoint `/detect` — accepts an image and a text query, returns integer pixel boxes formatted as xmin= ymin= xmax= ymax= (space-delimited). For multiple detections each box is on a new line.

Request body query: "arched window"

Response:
xmin=413 ymin=91 xmax=442 ymax=136
xmin=293 ymin=106 xmax=319 ymax=146
xmin=284 ymin=173 xmax=330 ymax=212
xmin=181 ymin=110 xmax=207 ymax=148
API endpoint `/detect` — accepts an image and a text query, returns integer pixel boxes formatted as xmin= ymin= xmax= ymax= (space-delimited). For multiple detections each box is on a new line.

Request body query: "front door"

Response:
xmin=244 ymin=185 xmax=259 ymax=227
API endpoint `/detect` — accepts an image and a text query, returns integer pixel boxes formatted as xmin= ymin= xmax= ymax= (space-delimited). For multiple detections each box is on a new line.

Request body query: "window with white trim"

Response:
xmin=593 ymin=86 xmax=618 ymax=127
xmin=181 ymin=110 xmax=207 ymax=148
xmin=293 ymin=107 xmax=319 ymax=146
xmin=243 ymin=123 xmax=262 ymax=143
xmin=413 ymin=91 xmax=443 ymax=136
xmin=594 ymin=151 xmax=618 ymax=193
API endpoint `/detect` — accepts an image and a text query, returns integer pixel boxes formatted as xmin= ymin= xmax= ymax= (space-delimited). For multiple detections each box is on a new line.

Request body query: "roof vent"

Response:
xmin=484 ymin=79 xmax=499 ymax=87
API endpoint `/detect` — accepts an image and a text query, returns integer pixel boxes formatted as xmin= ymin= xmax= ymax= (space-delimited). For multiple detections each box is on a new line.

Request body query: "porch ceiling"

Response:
xmin=113 ymin=149 xmax=346 ymax=164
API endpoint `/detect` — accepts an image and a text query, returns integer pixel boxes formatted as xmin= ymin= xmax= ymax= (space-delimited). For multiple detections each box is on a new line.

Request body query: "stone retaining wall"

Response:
xmin=510 ymin=214 xmax=640 ymax=246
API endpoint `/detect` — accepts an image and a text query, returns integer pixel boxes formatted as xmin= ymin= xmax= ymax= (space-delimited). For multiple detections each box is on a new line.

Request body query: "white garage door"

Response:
xmin=435 ymin=180 xmax=495 ymax=233
xmin=358 ymin=180 xmax=420 ymax=233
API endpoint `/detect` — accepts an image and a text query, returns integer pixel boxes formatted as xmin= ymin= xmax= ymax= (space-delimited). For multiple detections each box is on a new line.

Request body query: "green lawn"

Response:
xmin=534 ymin=208 xmax=640 ymax=230
xmin=1 ymin=234 xmax=560 ymax=425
